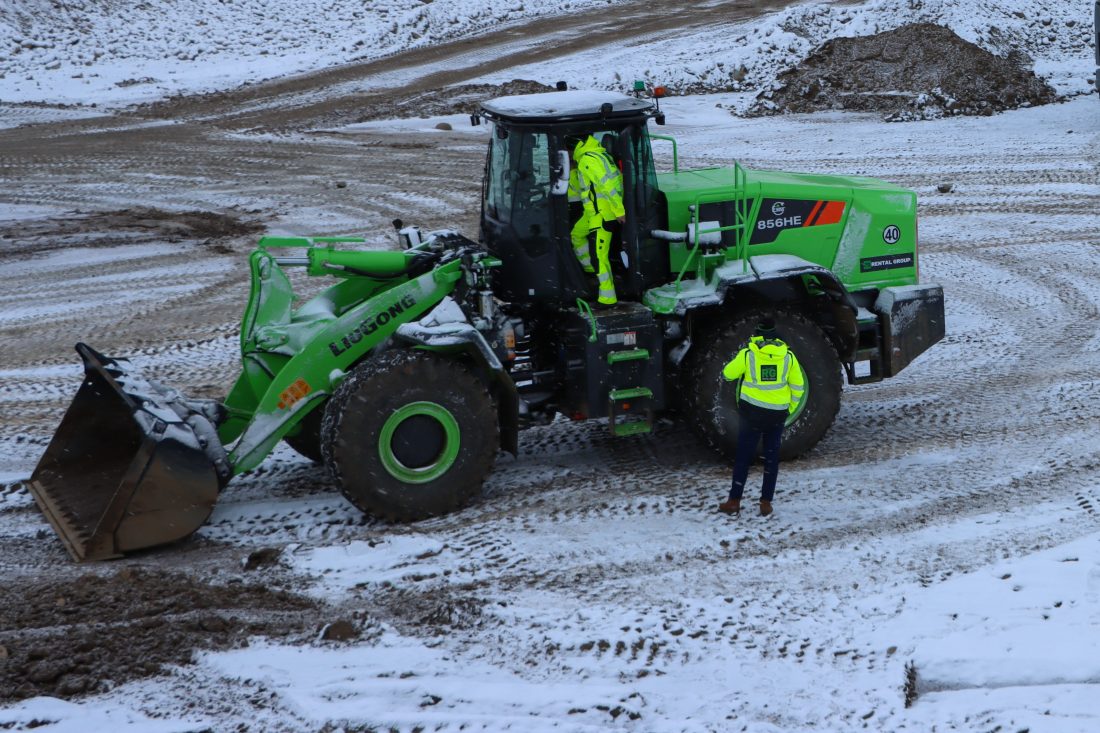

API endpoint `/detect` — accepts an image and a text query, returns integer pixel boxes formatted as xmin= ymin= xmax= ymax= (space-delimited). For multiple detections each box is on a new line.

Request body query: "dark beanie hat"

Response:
xmin=755 ymin=317 xmax=777 ymax=337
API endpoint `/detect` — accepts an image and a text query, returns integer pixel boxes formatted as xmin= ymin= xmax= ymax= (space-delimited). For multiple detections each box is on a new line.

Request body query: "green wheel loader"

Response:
xmin=28 ymin=86 xmax=944 ymax=561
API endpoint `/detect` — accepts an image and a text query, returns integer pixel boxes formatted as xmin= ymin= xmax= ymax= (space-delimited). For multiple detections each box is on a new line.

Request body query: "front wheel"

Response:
xmin=684 ymin=310 xmax=842 ymax=460
xmin=321 ymin=351 xmax=499 ymax=521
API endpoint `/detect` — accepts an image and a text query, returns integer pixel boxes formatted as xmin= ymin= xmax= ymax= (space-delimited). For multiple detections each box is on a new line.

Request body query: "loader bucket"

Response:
xmin=27 ymin=343 xmax=229 ymax=562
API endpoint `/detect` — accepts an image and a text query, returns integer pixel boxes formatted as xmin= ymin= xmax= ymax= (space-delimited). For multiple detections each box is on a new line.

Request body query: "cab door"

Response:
xmin=481 ymin=126 xmax=586 ymax=305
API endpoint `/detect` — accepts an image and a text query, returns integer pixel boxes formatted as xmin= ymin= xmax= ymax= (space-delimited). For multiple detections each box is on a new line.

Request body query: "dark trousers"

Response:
xmin=728 ymin=415 xmax=785 ymax=503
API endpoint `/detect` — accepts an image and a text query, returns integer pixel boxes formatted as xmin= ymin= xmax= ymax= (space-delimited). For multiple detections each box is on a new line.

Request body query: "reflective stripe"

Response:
xmin=746 ymin=382 xmax=789 ymax=391
xmin=567 ymin=169 xmax=582 ymax=202
xmin=581 ymin=151 xmax=621 ymax=190
xmin=597 ymin=271 xmax=615 ymax=298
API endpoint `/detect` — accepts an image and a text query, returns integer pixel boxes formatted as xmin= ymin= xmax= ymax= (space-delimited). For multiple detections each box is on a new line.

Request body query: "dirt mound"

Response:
xmin=0 ymin=566 xmax=315 ymax=701
xmin=354 ymin=79 xmax=556 ymax=122
xmin=751 ymin=23 xmax=1057 ymax=120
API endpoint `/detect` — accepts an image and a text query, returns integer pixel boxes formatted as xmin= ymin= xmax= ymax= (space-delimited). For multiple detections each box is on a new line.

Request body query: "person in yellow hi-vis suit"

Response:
xmin=716 ymin=317 xmax=805 ymax=517
xmin=571 ymin=134 xmax=625 ymax=305
xmin=567 ymin=166 xmax=595 ymax=273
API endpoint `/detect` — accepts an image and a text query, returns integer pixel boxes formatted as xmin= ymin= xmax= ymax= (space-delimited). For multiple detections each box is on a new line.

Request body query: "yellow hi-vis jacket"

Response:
xmin=567 ymin=167 xmax=584 ymax=204
xmin=573 ymin=135 xmax=625 ymax=223
xmin=722 ymin=335 xmax=805 ymax=413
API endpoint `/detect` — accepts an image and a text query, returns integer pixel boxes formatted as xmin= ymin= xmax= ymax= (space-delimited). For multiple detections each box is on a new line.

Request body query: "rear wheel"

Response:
xmin=321 ymin=350 xmax=499 ymax=521
xmin=684 ymin=310 xmax=842 ymax=460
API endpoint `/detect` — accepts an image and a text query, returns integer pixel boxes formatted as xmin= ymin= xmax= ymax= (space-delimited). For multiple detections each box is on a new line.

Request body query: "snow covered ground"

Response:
xmin=2 ymin=90 xmax=1098 ymax=730
xmin=1 ymin=0 xmax=1094 ymax=110
xmin=1 ymin=0 xmax=1099 ymax=731
xmin=0 ymin=0 xmax=620 ymax=107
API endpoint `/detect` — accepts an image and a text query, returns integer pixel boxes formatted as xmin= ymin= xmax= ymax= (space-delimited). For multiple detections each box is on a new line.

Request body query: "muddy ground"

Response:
xmin=0 ymin=208 xmax=264 ymax=260
xmin=754 ymin=22 xmax=1058 ymax=119
xmin=0 ymin=566 xmax=315 ymax=701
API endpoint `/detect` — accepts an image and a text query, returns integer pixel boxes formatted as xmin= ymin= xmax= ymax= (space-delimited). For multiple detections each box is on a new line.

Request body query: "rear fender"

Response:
xmin=674 ymin=254 xmax=859 ymax=363
xmin=227 ymin=261 xmax=463 ymax=474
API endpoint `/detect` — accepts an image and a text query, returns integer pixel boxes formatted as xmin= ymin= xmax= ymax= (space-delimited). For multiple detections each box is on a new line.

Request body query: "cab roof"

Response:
xmin=479 ymin=90 xmax=655 ymax=123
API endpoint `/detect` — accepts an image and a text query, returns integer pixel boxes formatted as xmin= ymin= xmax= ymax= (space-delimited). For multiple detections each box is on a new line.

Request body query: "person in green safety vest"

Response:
xmin=569 ymin=134 xmax=625 ymax=306
xmin=717 ymin=317 xmax=805 ymax=517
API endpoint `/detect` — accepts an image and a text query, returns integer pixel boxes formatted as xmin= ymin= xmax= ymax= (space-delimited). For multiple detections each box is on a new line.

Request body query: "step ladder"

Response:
xmin=606 ymin=348 xmax=655 ymax=437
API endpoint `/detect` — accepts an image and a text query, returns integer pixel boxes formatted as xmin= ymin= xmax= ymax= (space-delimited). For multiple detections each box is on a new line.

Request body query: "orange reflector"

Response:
xmin=653 ymin=86 xmax=667 ymax=98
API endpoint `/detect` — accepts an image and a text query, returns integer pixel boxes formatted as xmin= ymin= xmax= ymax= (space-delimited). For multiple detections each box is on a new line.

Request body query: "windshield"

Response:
xmin=485 ymin=128 xmax=552 ymax=243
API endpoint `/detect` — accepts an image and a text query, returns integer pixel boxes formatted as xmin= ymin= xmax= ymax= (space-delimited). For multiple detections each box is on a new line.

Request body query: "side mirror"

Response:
xmin=549 ymin=149 xmax=570 ymax=196
xmin=397 ymin=226 xmax=423 ymax=250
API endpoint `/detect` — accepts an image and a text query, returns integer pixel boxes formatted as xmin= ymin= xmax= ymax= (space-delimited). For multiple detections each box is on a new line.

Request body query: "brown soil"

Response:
xmin=0 ymin=207 xmax=265 ymax=261
xmin=752 ymin=23 xmax=1057 ymax=120
xmin=0 ymin=566 xmax=316 ymax=701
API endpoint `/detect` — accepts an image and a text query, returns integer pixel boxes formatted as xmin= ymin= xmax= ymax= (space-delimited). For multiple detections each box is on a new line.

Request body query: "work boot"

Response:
xmin=759 ymin=500 xmax=773 ymax=517
xmin=718 ymin=499 xmax=741 ymax=515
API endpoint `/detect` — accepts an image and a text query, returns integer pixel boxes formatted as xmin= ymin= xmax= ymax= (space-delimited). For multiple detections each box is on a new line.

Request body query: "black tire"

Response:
xmin=684 ymin=310 xmax=842 ymax=460
xmin=283 ymin=405 xmax=324 ymax=463
xmin=320 ymin=350 xmax=499 ymax=521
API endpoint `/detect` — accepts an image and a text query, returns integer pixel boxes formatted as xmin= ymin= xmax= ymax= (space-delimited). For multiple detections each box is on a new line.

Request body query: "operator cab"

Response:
xmin=478 ymin=90 xmax=667 ymax=307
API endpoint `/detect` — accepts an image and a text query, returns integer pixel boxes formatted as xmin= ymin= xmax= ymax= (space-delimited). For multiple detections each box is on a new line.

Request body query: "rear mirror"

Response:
xmin=550 ymin=150 xmax=570 ymax=196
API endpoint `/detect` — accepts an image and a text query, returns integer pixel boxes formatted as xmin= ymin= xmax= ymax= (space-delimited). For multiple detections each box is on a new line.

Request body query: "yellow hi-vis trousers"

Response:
xmin=570 ymin=209 xmax=595 ymax=273
xmin=592 ymin=217 xmax=616 ymax=305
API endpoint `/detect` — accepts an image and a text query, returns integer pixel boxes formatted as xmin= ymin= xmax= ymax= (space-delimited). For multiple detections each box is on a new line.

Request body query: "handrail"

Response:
xmin=670 ymin=162 xmax=750 ymax=291
xmin=576 ymin=298 xmax=598 ymax=342
xmin=649 ymin=134 xmax=679 ymax=173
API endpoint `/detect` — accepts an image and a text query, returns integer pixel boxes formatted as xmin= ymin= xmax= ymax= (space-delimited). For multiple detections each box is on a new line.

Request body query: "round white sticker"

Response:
xmin=883 ymin=225 xmax=901 ymax=244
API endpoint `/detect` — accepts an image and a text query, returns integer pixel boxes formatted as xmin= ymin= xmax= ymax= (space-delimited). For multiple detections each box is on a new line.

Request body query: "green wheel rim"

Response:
xmin=378 ymin=401 xmax=461 ymax=484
